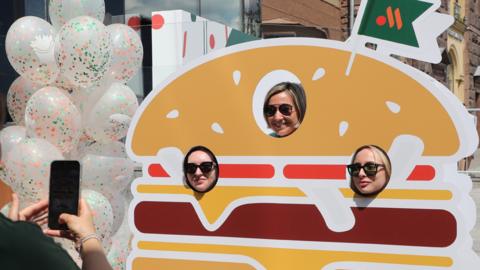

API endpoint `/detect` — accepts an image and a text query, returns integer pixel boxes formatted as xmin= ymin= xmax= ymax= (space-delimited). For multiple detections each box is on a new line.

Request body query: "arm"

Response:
xmin=5 ymin=193 xmax=80 ymax=270
xmin=45 ymin=198 xmax=113 ymax=270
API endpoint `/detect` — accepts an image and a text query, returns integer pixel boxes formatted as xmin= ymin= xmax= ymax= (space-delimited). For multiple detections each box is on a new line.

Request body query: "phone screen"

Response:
xmin=48 ymin=160 xmax=80 ymax=230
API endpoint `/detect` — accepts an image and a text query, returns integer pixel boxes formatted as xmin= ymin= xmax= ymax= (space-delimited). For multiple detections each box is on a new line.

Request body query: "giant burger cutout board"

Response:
xmin=126 ymin=0 xmax=480 ymax=269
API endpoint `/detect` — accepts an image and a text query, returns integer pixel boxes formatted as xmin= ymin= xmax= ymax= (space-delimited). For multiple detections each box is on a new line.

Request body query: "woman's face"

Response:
xmin=351 ymin=148 xmax=388 ymax=195
xmin=186 ymin=150 xmax=217 ymax=192
xmin=265 ymin=91 xmax=299 ymax=137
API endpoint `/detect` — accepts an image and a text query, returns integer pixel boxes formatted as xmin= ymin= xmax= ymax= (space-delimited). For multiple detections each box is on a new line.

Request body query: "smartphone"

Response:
xmin=48 ymin=160 xmax=80 ymax=230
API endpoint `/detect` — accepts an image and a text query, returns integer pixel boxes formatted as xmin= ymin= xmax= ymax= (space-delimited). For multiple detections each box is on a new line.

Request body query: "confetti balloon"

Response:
xmin=51 ymin=74 xmax=76 ymax=92
xmin=64 ymin=87 xmax=90 ymax=114
xmin=82 ymin=189 xmax=114 ymax=241
xmin=81 ymin=154 xmax=134 ymax=192
xmin=5 ymin=16 xmax=59 ymax=85
xmin=50 ymin=75 xmax=89 ymax=116
xmin=49 ymin=0 xmax=105 ymax=31
xmin=107 ymin=202 xmax=131 ymax=270
xmin=107 ymin=234 xmax=130 ymax=270
xmin=55 ymin=16 xmax=112 ymax=88
xmin=7 ymin=77 xmax=41 ymax=125
xmin=0 ymin=126 xmax=27 ymax=162
xmin=4 ymin=138 xmax=64 ymax=202
xmin=85 ymin=83 xmax=138 ymax=142
xmin=67 ymin=132 xmax=95 ymax=160
xmin=25 ymin=86 xmax=82 ymax=153
xmin=106 ymin=24 xmax=143 ymax=83
xmin=78 ymin=77 xmax=112 ymax=119
xmin=85 ymin=141 xmax=126 ymax=158
xmin=102 ymin=191 xmax=127 ymax=236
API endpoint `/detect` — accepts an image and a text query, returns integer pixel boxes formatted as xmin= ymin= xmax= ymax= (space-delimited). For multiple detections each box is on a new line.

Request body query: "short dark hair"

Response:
xmin=182 ymin=145 xmax=219 ymax=193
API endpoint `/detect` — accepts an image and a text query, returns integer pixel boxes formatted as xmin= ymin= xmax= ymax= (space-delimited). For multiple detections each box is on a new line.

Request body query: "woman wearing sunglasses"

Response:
xmin=183 ymin=146 xmax=219 ymax=193
xmin=347 ymin=145 xmax=391 ymax=196
xmin=263 ymin=82 xmax=307 ymax=137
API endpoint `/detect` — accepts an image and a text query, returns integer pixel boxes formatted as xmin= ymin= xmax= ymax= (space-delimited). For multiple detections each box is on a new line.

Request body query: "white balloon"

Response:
xmin=84 ymin=141 xmax=126 ymax=158
xmin=5 ymin=16 xmax=58 ymax=85
xmin=0 ymin=203 xmax=10 ymax=216
xmin=66 ymin=132 xmax=95 ymax=160
xmin=25 ymin=87 xmax=82 ymax=153
xmin=102 ymin=192 xmax=126 ymax=237
xmin=49 ymin=0 xmax=105 ymax=31
xmin=75 ymin=78 xmax=111 ymax=120
xmin=82 ymin=189 xmax=114 ymax=241
xmin=7 ymin=77 xmax=41 ymax=125
xmin=81 ymin=154 xmax=134 ymax=192
xmin=51 ymin=74 xmax=76 ymax=92
xmin=0 ymin=126 xmax=27 ymax=161
xmin=4 ymin=138 xmax=64 ymax=202
xmin=55 ymin=16 xmax=112 ymax=88
xmin=107 ymin=24 xmax=143 ymax=83
xmin=107 ymin=197 xmax=131 ymax=270
xmin=50 ymin=75 xmax=90 ymax=119
xmin=85 ymin=83 xmax=138 ymax=142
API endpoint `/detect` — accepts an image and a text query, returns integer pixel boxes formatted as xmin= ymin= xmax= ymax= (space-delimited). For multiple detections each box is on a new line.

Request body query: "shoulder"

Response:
xmin=0 ymin=213 xmax=80 ymax=270
xmin=269 ymin=132 xmax=280 ymax=138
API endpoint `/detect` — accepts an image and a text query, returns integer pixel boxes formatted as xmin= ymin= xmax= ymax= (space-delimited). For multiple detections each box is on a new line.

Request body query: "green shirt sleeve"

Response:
xmin=0 ymin=213 xmax=80 ymax=270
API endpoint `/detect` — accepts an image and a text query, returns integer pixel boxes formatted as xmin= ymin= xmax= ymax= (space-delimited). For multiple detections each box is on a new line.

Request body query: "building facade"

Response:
xmin=1 ymin=0 xmax=479 ymax=128
xmin=447 ymin=0 xmax=467 ymax=105
xmin=261 ymin=0 xmax=342 ymax=40
xmin=466 ymin=0 xmax=480 ymax=111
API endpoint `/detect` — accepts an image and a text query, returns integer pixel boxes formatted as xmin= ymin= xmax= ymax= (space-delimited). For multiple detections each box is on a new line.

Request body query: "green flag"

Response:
xmin=226 ymin=29 xmax=258 ymax=47
xmin=357 ymin=0 xmax=432 ymax=47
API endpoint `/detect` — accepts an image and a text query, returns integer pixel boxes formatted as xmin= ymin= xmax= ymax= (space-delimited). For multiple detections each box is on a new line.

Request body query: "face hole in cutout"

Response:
xmin=347 ymin=145 xmax=391 ymax=196
xmin=252 ymin=70 xmax=307 ymax=138
xmin=183 ymin=145 xmax=219 ymax=193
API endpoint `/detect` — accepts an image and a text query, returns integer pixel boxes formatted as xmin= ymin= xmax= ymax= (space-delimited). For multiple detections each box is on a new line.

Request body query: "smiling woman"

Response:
xmin=263 ymin=82 xmax=307 ymax=138
xmin=183 ymin=145 xmax=219 ymax=193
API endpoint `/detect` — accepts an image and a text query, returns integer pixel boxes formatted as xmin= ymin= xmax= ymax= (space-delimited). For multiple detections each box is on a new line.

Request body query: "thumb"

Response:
xmin=58 ymin=213 xmax=76 ymax=225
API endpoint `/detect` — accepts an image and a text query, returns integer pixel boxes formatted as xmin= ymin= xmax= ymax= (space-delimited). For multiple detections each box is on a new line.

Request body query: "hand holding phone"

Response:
xmin=48 ymin=160 xmax=80 ymax=230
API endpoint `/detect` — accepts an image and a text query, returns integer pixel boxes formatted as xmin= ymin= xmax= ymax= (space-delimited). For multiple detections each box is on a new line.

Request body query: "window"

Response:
xmin=454 ymin=1 xmax=461 ymax=19
xmin=125 ymin=0 xmax=199 ymax=17
xmin=125 ymin=0 xmax=260 ymax=35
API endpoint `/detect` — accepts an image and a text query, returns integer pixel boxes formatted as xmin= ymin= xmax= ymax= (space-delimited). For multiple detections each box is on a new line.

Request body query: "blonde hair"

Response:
xmin=349 ymin=145 xmax=392 ymax=195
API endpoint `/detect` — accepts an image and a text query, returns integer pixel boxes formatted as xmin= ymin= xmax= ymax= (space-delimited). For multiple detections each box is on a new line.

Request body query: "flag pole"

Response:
xmin=345 ymin=39 xmax=360 ymax=76
xmin=345 ymin=49 xmax=356 ymax=76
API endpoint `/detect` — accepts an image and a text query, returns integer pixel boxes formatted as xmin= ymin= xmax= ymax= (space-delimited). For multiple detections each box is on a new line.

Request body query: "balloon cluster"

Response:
xmin=0 ymin=0 xmax=141 ymax=268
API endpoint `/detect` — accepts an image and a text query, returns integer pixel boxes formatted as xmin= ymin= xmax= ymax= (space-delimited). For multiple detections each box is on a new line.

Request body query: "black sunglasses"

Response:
xmin=347 ymin=162 xmax=385 ymax=177
xmin=185 ymin=162 xmax=215 ymax=174
xmin=264 ymin=104 xmax=293 ymax=117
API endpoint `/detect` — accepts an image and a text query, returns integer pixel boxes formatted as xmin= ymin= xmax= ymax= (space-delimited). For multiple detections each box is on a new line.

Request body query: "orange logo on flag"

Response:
xmin=376 ymin=6 xmax=403 ymax=30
